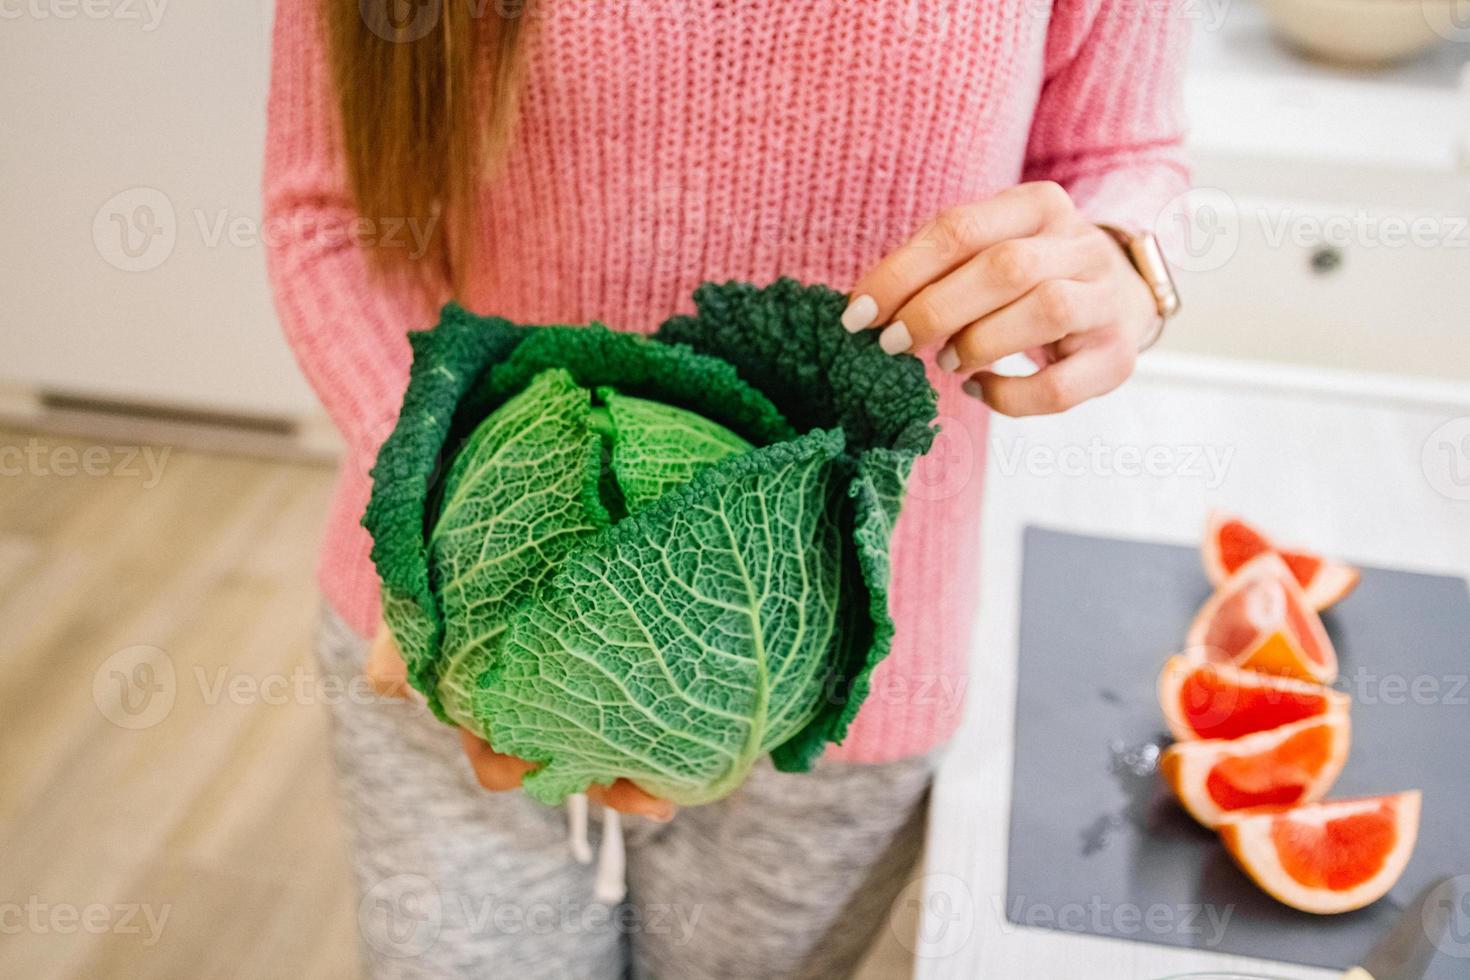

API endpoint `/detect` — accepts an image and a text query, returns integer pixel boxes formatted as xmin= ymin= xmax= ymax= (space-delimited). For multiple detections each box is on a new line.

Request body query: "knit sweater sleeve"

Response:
xmin=1023 ymin=0 xmax=1191 ymax=236
xmin=261 ymin=0 xmax=442 ymax=461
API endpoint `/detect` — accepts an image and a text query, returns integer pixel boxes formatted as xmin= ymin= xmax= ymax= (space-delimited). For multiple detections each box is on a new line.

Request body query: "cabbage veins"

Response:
xmin=364 ymin=280 xmax=937 ymax=805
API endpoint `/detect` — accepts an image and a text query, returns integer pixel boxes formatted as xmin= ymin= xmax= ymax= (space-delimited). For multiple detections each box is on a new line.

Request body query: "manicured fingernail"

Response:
xmin=841 ymin=294 xmax=878 ymax=333
xmin=962 ymin=379 xmax=984 ymax=399
xmin=937 ymin=345 xmax=961 ymax=373
xmin=879 ymin=321 xmax=912 ymax=355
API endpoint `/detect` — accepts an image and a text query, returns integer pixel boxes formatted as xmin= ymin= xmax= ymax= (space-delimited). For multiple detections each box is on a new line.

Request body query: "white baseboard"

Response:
xmin=0 ymin=384 xmax=342 ymax=463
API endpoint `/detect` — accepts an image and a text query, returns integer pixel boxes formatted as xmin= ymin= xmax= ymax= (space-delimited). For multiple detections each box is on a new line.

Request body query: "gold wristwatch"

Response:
xmin=1097 ymin=225 xmax=1180 ymax=352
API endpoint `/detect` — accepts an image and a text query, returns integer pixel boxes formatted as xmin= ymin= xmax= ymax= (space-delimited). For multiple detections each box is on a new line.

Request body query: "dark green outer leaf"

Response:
xmin=656 ymin=280 xmax=939 ymax=769
xmin=362 ymin=304 xmax=530 ymax=717
xmin=768 ymin=449 xmax=913 ymax=770
xmin=472 ymin=326 xmax=796 ymax=448
xmin=655 ymin=279 xmax=936 ymax=458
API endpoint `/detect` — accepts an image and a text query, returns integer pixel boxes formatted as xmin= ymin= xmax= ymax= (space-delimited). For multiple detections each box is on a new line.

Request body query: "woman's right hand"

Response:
xmin=365 ymin=619 xmax=675 ymax=821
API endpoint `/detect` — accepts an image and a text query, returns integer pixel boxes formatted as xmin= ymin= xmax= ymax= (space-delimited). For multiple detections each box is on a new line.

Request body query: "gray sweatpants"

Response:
xmin=316 ymin=608 xmax=933 ymax=980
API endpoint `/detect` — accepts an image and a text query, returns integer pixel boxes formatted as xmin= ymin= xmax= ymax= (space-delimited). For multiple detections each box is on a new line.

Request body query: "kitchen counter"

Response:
xmin=916 ymin=356 xmax=1470 ymax=979
xmin=1159 ymin=2 xmax=1470 ymax=385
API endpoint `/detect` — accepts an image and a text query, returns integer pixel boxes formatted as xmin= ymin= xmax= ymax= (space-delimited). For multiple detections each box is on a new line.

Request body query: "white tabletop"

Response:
xmin=916 ymin=356 xmax=1470 ymax=980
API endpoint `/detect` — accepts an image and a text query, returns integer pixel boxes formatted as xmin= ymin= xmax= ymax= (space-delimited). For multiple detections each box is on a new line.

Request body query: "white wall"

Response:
xmin=0 ymin=0 xmax=316 ymax=418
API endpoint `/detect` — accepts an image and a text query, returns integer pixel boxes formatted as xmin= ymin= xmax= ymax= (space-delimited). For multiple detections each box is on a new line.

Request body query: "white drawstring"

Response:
xmin=566 ymin=793 xmax=593 ymax=864
xmin=564 ymin=792 xmax=628 ymax=904
xmin=593 ymin=808 xmax=627 ymax=904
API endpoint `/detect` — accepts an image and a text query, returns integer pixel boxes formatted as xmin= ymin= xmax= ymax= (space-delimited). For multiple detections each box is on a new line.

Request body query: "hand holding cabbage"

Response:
xmin=364 ymin=280 xmax=937 ymax=806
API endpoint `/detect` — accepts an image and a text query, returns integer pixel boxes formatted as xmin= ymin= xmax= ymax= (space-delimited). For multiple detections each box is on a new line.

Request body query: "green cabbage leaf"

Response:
xmin=364 ymin=280 xmax=937 ymax=805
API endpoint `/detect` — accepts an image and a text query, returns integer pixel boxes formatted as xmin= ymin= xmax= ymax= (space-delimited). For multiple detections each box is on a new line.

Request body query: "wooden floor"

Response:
xmin=0 ymin=427 xmax=916 ymax=979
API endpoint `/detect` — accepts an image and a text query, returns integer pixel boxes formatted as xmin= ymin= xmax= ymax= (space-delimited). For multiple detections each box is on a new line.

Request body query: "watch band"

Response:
xmin=1097 ymin=225 xmax=1180 ymax=353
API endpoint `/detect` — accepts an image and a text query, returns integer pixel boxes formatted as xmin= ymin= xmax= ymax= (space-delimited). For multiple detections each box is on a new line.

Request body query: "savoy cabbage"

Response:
xmin=364 ymin=280 xmax=937 ymax=805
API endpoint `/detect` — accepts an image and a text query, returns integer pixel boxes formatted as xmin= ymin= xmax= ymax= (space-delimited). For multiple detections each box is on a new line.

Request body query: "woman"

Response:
xmin=264 ymin=1 xmax=1187 ymax=976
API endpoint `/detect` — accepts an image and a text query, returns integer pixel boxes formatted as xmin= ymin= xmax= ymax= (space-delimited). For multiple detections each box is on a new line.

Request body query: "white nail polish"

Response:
xmin=937 ymin=345 xmax=960 ymax=373
xmin=879 ymin=321 xmax=912 ymax=355
xmin=841 ymin=294 xmax=878 ymax=333
xmin=962 ymin=379 xmax=984 ymax=399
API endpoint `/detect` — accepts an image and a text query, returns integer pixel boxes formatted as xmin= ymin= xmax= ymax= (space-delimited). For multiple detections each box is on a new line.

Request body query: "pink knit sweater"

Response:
xmin=264 ymin=0 xmax=1188 ymax=763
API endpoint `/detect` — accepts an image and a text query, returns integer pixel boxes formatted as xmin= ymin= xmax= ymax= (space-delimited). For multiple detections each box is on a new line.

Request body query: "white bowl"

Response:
xmin=1258 ymin=0 xmax=1454 ymax=65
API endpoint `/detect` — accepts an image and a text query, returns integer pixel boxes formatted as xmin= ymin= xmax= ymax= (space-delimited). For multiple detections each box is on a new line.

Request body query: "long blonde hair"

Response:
xmin=325 ymin=0 xmax=528 ymax=291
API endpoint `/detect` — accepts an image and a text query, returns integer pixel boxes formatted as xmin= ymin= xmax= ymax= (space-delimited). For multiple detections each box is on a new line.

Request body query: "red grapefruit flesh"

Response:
xmin=1217 ymin=792 xmax=1422 ymax=914
xmin=1203 ymin=512 xmax=1359 ymax=611
xmin=1158 ymin=654 xmax=1350 ymax=742
xmin=1160 ymin=710 xmax=1350 ymax=828
xmin=1186 ymin=553 xmax=1338 ymax=684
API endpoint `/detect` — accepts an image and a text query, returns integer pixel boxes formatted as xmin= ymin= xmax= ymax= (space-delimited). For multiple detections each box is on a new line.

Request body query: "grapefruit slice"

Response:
xmin=1217 ymin=792 xmax=1422 ymax=914
xmin=1203 ymin=511 xmax=1359 ymax=610
xmin=1160 ymin=710 xmax=1350 ymax=828
xmin=1158 ymin=654 xmax=1350 ymax=742
xmin=1186 ymin=553 xmax=1338 ymax=684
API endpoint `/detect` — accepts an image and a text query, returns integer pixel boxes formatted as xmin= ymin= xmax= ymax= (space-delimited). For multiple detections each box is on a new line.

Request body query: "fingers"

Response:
xmin=457 ymin=729 xmax=675 ymax=821
xmin=891 ymin=227 xmax=1107 ymax=354
xmin=939 ymin=279 xmax=1106 ymax=376
xmin=967 ymin=333 xmax=1134 ymax=417
xmin=587 ymin=779 xmax=676 ymax=822
xmin=365 ymin=621 xmax=411 ymax=699
xmin=843 ymin=182 xmax=1073 ymax=336
xmin=459 ymin=729 xmax=536 ymax=791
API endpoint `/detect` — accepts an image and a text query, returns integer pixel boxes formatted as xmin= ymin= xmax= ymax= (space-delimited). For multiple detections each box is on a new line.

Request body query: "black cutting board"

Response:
xmin=1006 ymin=526 xmax=1470 ymax=975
